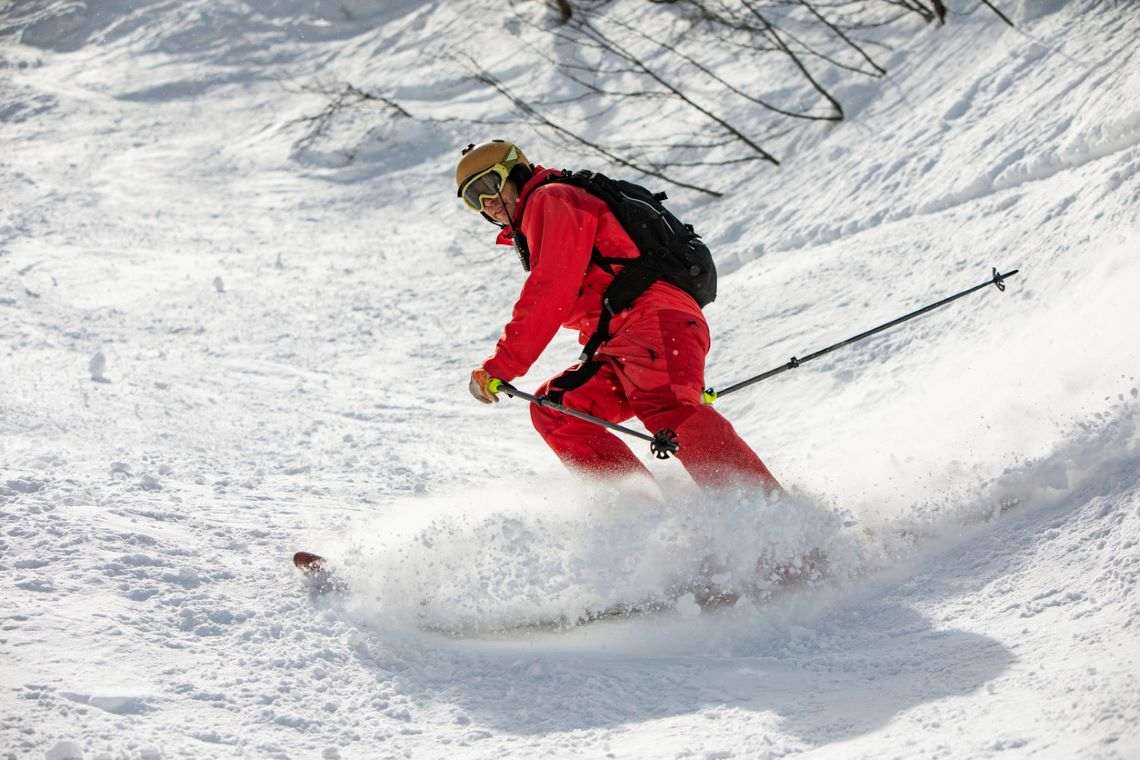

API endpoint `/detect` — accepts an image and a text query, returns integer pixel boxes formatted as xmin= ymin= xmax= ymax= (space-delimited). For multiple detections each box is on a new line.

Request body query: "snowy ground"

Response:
xmin=3 ymin=0 xmax=1139 ymax=758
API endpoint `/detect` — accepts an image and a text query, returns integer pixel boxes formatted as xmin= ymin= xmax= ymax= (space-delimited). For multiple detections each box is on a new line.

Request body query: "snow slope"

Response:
xmin=2 ymin=0 xmax=1139 ymax=758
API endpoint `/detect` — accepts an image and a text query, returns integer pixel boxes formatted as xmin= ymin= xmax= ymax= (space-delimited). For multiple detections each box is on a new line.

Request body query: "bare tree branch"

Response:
xmin=454 ymin=52 xmax=726 ymax=196
xmin=739 ymin=0 xmax=845 ymax=119
xmin=979 ymin=0 xmax=1014 ymax=27
xmin=798 ymin=0 xmax=887 ymax=74
xmin=606 ymin=13 xmax=844 ymax=120
xmin=552 ymin=0 xmax=574 ymax=23
xmin=285 ymin=82 xmax=410 ymax=155
xmin=575 ymin=17 xmax=782 ymax=162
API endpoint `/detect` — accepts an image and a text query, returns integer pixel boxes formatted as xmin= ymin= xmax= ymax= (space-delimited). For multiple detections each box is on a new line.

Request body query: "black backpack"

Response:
xmin=530 ymin=169 xmax=718 ymax=362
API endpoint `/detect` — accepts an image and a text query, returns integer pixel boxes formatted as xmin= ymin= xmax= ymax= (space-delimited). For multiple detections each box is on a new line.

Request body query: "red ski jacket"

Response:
xmin=482 ymin=166 xmax=703 ymax=382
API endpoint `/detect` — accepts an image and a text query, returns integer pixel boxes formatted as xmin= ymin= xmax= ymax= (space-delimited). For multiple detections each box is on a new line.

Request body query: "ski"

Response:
xmin=292 ymin=551 xmax=346 ymax=594
xmin=292 ymin=550 xmax=327 ymax=572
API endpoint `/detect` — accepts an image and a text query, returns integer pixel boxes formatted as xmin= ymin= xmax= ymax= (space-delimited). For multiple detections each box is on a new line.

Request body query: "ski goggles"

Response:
xmin=458 ymin=162 xmax=511 ymax=213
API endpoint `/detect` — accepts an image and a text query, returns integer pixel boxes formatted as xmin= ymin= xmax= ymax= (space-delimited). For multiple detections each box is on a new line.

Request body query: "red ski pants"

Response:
xmin=531 ymin=309 xmax=782 ymax=493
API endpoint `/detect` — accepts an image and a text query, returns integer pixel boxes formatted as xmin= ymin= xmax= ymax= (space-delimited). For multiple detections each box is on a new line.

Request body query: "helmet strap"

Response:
xmin=474 ymin=178 xmax=530 ymax=272
xmin=512 ymin=228 xmax=531 ymax=272
xmin=497 ymin=183 xmax=531 ymax=270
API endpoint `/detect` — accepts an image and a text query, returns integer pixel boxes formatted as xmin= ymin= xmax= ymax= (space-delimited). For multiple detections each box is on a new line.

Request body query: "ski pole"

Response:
xmin=705 ymin=267 xmax=1019 ymax=402
xmin=493 ymin=380 xmax=680 ymax=459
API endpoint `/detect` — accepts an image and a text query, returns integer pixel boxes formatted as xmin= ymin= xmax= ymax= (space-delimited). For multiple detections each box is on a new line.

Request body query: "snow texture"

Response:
xmin=2 ymin=0 xmax=1139 ymax=758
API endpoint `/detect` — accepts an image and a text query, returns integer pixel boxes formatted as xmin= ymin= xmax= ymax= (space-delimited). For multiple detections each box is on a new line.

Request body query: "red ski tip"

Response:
xmin=293 ymin=551 xmax=326 ymax=573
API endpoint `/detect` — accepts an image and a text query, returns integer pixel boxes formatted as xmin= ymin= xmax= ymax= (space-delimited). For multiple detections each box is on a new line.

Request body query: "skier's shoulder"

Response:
xmin=525 ymin=168 xmax=605 ymax=212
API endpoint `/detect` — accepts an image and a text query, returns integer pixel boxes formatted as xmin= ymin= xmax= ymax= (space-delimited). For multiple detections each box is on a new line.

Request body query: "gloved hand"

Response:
xmin=468 ymin=368 xmax=502 ymax=404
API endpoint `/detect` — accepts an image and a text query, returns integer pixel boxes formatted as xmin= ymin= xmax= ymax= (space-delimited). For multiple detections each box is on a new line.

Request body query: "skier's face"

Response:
xmin=480 ymin=179 xmax=519 ymax=226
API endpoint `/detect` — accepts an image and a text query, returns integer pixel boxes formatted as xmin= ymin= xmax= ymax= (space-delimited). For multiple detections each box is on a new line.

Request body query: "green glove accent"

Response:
xmin=702 ymin=388 xmax=718 ymax=405
xmin=487 ymin=378 xmax=503 ymax=397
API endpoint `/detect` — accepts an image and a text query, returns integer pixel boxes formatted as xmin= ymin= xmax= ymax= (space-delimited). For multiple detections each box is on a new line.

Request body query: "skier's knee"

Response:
xmin=636 ymin=401 xmax=701 ymax=439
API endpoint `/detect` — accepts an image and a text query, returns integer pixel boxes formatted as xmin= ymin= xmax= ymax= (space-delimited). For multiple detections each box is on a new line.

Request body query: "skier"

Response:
xmin=457 ymin=140 xmax=783 ymax=495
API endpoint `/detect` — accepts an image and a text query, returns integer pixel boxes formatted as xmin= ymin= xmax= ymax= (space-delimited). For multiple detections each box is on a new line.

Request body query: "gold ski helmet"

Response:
xmin=456 ymin=140 xmax=530 ymax=212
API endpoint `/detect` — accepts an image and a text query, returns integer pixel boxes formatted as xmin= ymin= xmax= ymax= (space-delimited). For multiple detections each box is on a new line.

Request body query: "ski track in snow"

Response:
xmin=3 ymin=0 xmax=1140 ymax=758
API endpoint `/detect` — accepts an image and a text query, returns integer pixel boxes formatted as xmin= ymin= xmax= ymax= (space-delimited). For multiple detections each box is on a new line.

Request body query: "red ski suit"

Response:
xmin=482 ymin=166 xmax=780 ymax=492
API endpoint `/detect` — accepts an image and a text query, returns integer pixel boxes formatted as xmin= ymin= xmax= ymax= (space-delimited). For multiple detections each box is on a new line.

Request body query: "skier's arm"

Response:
xmin=482 ymin=188 xmax=597 ymax=382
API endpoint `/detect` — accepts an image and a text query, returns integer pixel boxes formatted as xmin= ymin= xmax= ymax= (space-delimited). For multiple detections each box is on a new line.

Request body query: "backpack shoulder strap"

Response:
xmin=538 ymin=169 xmax=673 ymax=363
